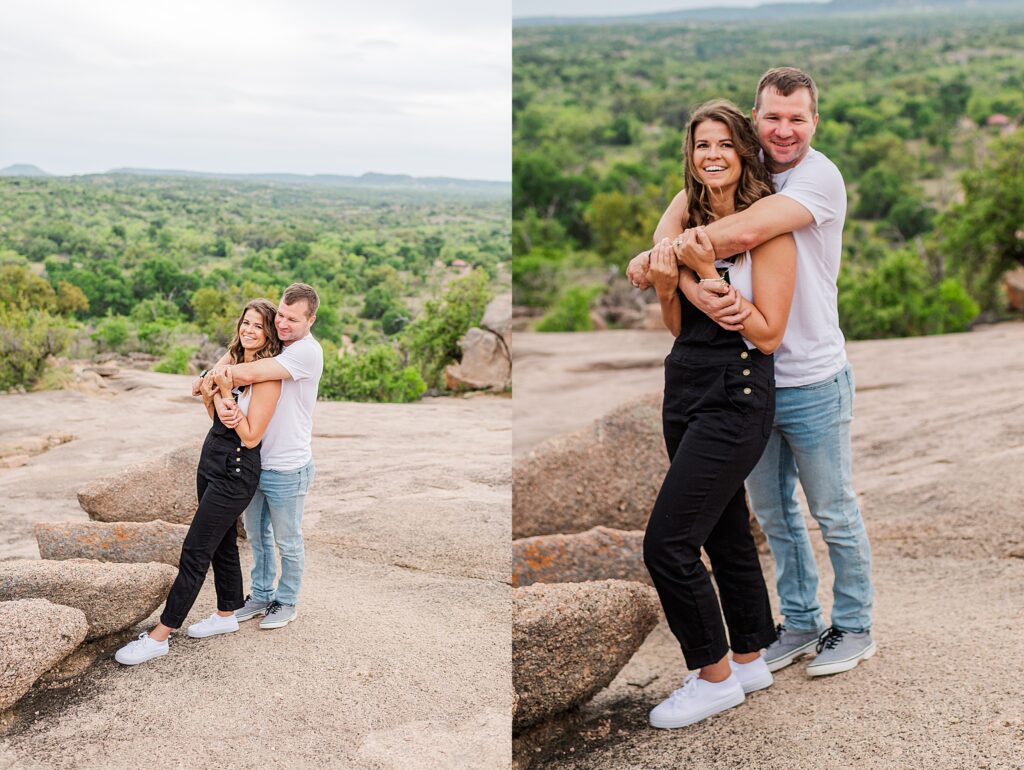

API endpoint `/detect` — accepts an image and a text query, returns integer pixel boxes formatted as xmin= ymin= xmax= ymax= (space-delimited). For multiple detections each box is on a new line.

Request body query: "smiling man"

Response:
xmin=195 ymin=282 xmax=324 ymax=630
xmin=628 ymin=67 xmax=875 ymax=680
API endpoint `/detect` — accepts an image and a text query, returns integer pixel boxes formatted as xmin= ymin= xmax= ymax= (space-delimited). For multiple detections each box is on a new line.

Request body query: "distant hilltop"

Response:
xmin=106 ymin=168 xmax=509 ymax=192
xmin=0 ymin=165 xmax=509 ymax=193
xmin=514 ymin=0 xmax=1023 ymax=26
xmin=0 ymin=164 xmax=51 ymax=177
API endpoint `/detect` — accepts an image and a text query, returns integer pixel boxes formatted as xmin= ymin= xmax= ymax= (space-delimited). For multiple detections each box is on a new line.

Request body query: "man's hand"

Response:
xmin=626 ymin=250 xmax=652 ymax=290
xmin=680 ymin=273 xmax=751 ymax=331
xmin=191 ymin=375 xmax=204 ymax=397
xmin=216 ymin=397 xmax=243 ymax=429
xmin=673 ymin=227 xmax=717 ymax=275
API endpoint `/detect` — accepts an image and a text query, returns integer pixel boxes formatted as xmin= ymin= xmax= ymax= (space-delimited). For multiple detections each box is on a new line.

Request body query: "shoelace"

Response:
xmin=816 ymin=627 xmax=845 ymax=653
xmin=264 ymin=600 xmax=283 ymax=616
xmin=668 ymin=674 xmax=700 ymax=701
xmin=129 ymin=632 xmax=165 ymax=648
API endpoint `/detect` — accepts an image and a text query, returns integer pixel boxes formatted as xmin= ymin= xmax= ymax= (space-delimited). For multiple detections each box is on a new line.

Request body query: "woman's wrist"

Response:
xmin=655 ymin=284 xmax=677 ymax=302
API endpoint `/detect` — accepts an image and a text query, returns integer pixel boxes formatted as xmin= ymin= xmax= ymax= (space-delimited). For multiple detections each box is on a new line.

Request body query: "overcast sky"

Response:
xmin=0 ymin=0 xmax=510 ymax=180
xmin=514 ymin=0 xmax=823 ymax=18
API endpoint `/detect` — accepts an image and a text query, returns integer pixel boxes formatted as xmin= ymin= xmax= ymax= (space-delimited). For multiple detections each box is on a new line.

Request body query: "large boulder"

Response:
xmin=481 ymin=293 xmax=512 ymax=348
xmin=512 ymin=394 xmax=769 ymax=548
xmin=512 ymin=393 xmax=665 ymax=538
xmin=513 ymin=580 xmax=659 ymax=730
xmin=77 ymin=441 xmax=200 ymax=524
xmin=0 ymin=599 xmax=88 ymax=711
xmin=0 ymin=560 xmax=177 ymax=640
xmin=445 ymin=328 xmax=512 ymax=392
xmin=1005 ymin=267 xmax=1024 ymax=312
xmin=34 ymin=520 xmax=188 ymax=566
xmin=512 ymin=526 xmax=649 ymax=587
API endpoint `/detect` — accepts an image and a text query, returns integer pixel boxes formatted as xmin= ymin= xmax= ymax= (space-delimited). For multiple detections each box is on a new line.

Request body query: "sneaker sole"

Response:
xmin=648 ymin=690 xmax=746 ymax=729
xmin=259 ymin=610 xmax=297 ymax=630
xmin=765 ymin=637 xmax=820 ymax=673
xmin=235 ymin=608 xmax=269 ymax=622
xmin=806 ymin=640 xmax=877 ymax=677
xmin=115 ymin=647 xmax=168 ymax=666
xmin=738 ymin=673 xmax=774 ymax=694
xmin=187 ymin=625 xmax=239 ymax=639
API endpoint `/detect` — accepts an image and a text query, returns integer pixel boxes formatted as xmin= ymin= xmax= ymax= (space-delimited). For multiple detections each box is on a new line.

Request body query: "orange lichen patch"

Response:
xmin=518 ymin=542 xmax=560 ymax=571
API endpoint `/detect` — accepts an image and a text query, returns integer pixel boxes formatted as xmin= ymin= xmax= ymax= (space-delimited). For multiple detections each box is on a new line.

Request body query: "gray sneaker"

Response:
xmin=806 ymin=627 xmax=876 ymax=677
xmin=235 ymin=595 xmax=270 ymax=622
xmin=259 ymin=600 xmax=297 ymax=629
xmin=763 ymin=624 xmax=823 ymax=672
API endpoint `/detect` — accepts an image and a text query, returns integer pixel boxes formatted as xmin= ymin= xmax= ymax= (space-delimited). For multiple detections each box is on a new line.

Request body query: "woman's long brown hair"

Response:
xmin=682 ymin=99 xmax=774 ymax=236
xmin=227 ymin=298 xmax=281 ymax=365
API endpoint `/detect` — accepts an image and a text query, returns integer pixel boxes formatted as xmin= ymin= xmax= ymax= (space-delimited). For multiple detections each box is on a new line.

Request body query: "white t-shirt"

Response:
xmin=259 ymin=333 xmax=323 ymax=471
xmin=770 ymin=148 xmax=849 ymax=387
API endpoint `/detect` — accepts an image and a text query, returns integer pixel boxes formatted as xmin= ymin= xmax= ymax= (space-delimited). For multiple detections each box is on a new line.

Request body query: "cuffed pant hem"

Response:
xmin=159 ymin=612 xmax=184 ymax=630
xmin=832 ymin=623 xmax=871 ymax=634
xmin=217 ymin=598 xmax=246 ymax=612
xmin=729 ymin=630 xmax=777 ymax=655
xmin=681 ymin=641 xmax=730 ymax=670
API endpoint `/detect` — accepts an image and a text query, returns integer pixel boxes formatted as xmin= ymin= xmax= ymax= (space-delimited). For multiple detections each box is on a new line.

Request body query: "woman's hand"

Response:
xmin=673 ymin=227 xmax=716 ymax=275
xmin=212 ymin=367 xmax=233 ymax=390
xmin=647 ymin=238 xmax=679 ymax=300
xmin=199 ymin=374 xmax=218 ymax=401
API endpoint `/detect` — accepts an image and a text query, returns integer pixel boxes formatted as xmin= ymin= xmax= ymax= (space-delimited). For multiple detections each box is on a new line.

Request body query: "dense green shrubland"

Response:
xmin=0 ymin=176 xmax=509 ymax=397
xmin=513 ymin=9 xmax=1024 ymax=336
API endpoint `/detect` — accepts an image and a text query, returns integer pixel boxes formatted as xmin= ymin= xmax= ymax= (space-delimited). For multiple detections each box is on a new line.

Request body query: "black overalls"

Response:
xmin=643 ymin=280 xmax=778 ymax=669
xmin=160 ymin=411 xmax=262 ymax=629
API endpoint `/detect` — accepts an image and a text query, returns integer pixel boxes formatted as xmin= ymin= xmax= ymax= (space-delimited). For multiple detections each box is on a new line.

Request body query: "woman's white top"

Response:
xmin=234 ymin=385 xmax=253 ymax=416
xmin=715 ymin=254 xmax=756 ymax=350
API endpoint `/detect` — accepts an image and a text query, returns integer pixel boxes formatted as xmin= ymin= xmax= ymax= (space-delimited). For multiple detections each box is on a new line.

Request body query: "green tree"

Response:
xmin=536 ymin=284 xmax=603 ymax=332
xmin=838 ymin=249 xmax=978 ymax=339
xmin=0 ymin=265 xmax=56 ymax=311
xmin=92 ymin=315 xmax=133 ymax=352
xmin=55 ymin=281 xmax=89 ymax=316
xmin=361 ymin=285 xmax=399 ymax=320
xmin=0 ymin=307 xmax=73 ymax=390
xmin=320 ymin=345 xmax=426 ymax=403
xmin=403 ymin=269 xmax=492 ymax=389
xmin=939 ymin=129 xmax=1024 ymax=310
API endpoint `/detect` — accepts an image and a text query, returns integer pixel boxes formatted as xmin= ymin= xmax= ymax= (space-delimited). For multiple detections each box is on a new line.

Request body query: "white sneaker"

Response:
xmin=648 ymin=673 xmax=745 ymax=729
xmin=729 ymin=657 xmax=774 ymax=694
xmin=115 ymin=632 xmax=169 ymax=665
xmin=187 ymin=612 xmax=240 ymax=639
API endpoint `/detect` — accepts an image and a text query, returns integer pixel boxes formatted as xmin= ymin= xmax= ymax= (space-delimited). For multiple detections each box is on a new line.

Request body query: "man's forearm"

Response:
xmin=703 ymin=195 xmax=814 ymax=259
xmin=229 ymin=357 xmax=291 ymax=387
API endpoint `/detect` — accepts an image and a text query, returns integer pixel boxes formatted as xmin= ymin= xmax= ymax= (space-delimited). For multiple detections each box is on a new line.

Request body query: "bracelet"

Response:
xmin=697 ymin=276 xmax=728 ymax=285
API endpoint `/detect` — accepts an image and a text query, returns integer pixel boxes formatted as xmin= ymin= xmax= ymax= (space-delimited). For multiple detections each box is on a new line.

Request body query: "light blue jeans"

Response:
xmin=243 ymin=459 xmax=314 ymax=607
xmin=745 ymin=363 xmax=873 ymax=633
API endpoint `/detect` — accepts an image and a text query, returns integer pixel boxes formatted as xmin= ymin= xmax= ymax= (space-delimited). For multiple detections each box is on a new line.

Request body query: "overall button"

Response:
xmin=743 ymin=387 xmax=752 ymax=395
xmin=743 ymin=369 xmax=751 ymax=376
xmin=235 ymin=468 xmax=241 ymax=473
xmin=236 ymin=447 xmax=241 ymax=453
xmin=740 ymin=351 xmax=749 ymax=360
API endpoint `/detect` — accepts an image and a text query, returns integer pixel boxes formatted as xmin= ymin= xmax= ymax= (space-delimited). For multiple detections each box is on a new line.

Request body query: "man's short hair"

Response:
xmin=281 ymin=283 xmax=319 ymax=318
xmin=755 ymin=67 xmax=818 ymax=115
